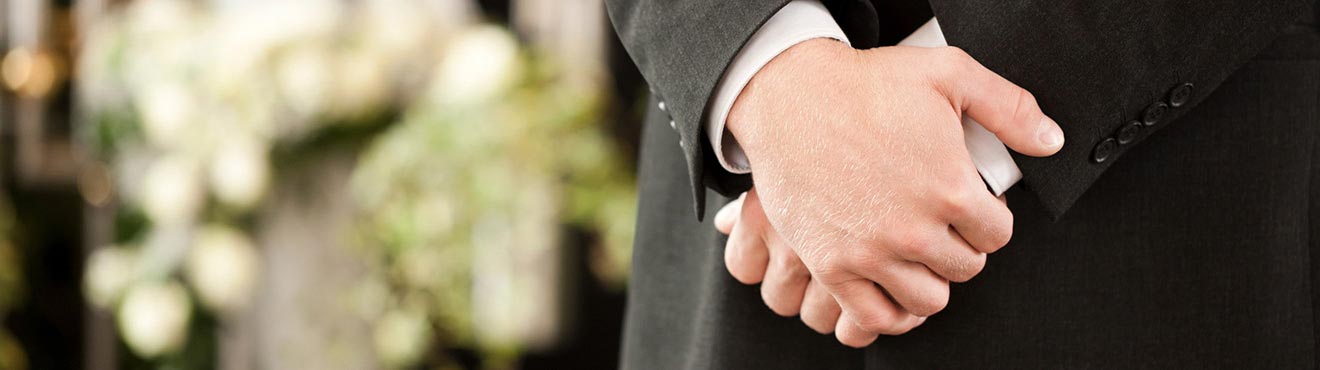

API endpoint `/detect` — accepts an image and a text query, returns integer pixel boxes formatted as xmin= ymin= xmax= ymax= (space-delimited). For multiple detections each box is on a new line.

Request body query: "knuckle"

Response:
xmin=853 ymin=309 xmax=897 ymax=333
xmin=723 ymin=242 xmax=745 ymax=266
xmin=728 ymin=265 xmax=762 ymax=285
xmin=938 ymin=46 xmax=973 ymax=69
xmin=976 ymin=208 xmax=1014 ymax=254
xmin=771 ymin=250 xmax=807 ymax=277
xmin=986 ymin=217 xmax=1014 ymax=252
xmin=1013 ymin=88 xmax=1040 ymax=119
xmin=876 ymin=320 xmax=919 ymax=335
xmin=825 ymin=249 xmax=874 ymax=282
xmin=1008 ymin=88 xmax=1042 ymax=128
xmin=844 ymin=247 xmax=884 ymax=270
xmin=948 ymin=253 xmax=987 ymax=283
xmin=802 ymin=313 xmax=835 ymax=335
xmin=938 ymin=187 xmax=975 ymax=220
xmin=723 ymin=247 xmax=764 ymax=285
xmin=770 ymin=249 xmax=792 ymax=269
xmin=894 ymin=232 xmax=936 ymax=260
xmin=812 ymin=263 xmax=851 ymax=287
xmin=906 ymin=287 xmax=950 ymax=317
xmin=761 ymin=288 xmax=800 ymax=317
xmin=838 ymin=334 xmax=874 ymax=348
xmin=924 ymin=46 xmax=971 ymax=81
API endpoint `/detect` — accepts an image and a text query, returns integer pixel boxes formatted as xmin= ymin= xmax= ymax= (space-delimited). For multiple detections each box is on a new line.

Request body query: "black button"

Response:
xmin=1092 ymin=138 xmax=1118 ymax=163
xmin=1115 ymin=121 xmax=1142 ymax=145
xmin=1167 ymin=83 xmax=1193 ymax=108
xmin=1142 ymin=102 xmax=1168 ymax=126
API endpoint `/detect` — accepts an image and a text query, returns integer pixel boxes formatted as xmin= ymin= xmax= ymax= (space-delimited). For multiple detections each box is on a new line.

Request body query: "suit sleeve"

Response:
xmin=930 ymin=0 xmax=1310 ymax=218
xmin=607 ymin=0 xmax=890 ymax=219
xmin=605 ymin=0 xmax=794 ymax=219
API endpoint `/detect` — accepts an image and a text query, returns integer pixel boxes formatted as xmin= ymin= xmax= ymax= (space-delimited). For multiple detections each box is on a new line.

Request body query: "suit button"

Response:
xmin=1115 ymin=121 xmax=1142 ymax=145
xmin=1142 ymin=102 xmax=1168 ymax=126
xmin=658 ymin=101 xmax=667 ymax=111
xmin=669 ymin=120 xmax=676 ymax=130
xmin=1092 ymin=138 xmax=1118 ymax=163
xmin=1167 ymin=83 xmax=1193 ymax=108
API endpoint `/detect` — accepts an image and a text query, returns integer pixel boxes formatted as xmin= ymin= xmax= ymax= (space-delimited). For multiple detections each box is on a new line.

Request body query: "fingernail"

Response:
xmin=1037 ymin=117 xmax=1064 ymax=150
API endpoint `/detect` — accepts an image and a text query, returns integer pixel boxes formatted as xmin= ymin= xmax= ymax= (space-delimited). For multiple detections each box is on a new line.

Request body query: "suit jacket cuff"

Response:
xmin=706 ymin=0 xmax=849 ymax=174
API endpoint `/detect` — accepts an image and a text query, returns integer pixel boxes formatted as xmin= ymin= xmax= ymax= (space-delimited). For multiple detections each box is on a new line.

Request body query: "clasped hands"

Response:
xmin=715 ymin=39 xmax=1064 ymax=347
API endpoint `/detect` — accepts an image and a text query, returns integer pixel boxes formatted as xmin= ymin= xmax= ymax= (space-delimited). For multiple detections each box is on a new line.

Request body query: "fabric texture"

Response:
xmin=606 ymin=0 xmax=795 ymax=220
xmin=608 ymin=0 xmax=1320 ymax=368
xmin=930 ymin=0 xmax=1309 ymax=217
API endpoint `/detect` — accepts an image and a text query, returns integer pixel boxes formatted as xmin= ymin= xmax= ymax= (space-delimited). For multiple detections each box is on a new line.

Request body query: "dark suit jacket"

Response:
xmin=608 ymin=0 xmax=1320 ymax=368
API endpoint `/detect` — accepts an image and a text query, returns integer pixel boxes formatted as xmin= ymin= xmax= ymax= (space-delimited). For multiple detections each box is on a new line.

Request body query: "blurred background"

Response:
xmin=0 ymin=0 xmax=650 ymax=368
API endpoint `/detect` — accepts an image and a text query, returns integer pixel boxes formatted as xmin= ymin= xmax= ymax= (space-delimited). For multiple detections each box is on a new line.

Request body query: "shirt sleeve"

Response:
xmin=705 ymin=0 xmax=848 ymax=174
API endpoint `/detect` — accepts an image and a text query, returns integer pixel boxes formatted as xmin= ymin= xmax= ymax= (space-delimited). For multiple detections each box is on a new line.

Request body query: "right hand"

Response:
xmin=726 ymin=38 xmax=1064 ymax=347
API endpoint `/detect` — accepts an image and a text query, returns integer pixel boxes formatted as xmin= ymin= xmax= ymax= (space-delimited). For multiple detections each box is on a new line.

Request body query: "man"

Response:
xmin=608 ymin=0 xmax=1319 ymax=368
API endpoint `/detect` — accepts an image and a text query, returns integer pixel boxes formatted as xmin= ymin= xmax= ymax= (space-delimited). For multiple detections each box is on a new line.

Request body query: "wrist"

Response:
xmin=726 ymin=38 xmax=855 ymax=161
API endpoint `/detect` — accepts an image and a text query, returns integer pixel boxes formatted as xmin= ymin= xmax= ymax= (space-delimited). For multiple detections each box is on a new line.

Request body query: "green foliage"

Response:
xmin=351 ymin=51 xmax=636 ymax=365
xmin=77 ymin=1 xmax=637 ymax=367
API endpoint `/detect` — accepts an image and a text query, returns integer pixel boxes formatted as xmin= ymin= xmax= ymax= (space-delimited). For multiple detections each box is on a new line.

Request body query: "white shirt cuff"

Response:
xmin=705 ymin=0 xmax=848 ymax=174
xmin=898 ymin=19 xmax=1022 ymax=195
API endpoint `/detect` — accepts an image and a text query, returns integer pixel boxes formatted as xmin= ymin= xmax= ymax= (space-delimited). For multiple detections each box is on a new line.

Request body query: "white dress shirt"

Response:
xmin=705 ymin=0 xmax=1023 ymax=195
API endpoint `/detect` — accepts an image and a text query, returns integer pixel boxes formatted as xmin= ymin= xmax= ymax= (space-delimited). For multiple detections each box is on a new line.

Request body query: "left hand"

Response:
xmin=715 ymin=188 xmax=851 ymax=336
xmin=718 ymin=188 xmax=1008 ymax=344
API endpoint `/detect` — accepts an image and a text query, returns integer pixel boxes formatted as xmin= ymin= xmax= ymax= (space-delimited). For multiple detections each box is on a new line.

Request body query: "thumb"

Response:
xmin=936 ymin=48 xmax=1064 ymax=157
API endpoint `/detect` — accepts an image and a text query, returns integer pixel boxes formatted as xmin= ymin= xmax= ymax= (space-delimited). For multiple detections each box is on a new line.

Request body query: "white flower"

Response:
xmin=328 ymin=49 xmax=390 ymax=119
xmin=360 ymin=0 xmax=430 ymax=60
xmin=397 ymin=246 xmax=442 ymax=290
xmin=205 ymin=0 xmax=339 ymax=104
xmin=134 ymin=82 xmax=197 ymax=148
xmin=213 ymin=0 xmax=340 ymax=49
xmin=126 ymin=0 xmax=194 ymax=37
xmin=209 ymin=135 xmax=270 ymax=209
xmin=275 ymin=47 xmax=331 ymax=120
xmin=140 ymin=156 xmax=203 ymax=226
xmin=138 ymin=223 xmax=193 ymax=279
xmin=186 ymin=225 xmax=260 ymax=313
xmin=430 ymin=25 xmax=521 ymax=105
xmin=83 ymin=246 xmax=139 ymax=309
xmin=117 ymin=280 xmax=192 ymax=358
xmin=373 ymin=307 xmax=431 ymax=368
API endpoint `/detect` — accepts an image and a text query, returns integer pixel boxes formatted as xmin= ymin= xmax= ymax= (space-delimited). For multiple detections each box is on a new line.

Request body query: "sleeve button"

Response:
xmin=1116 ymin=121 xmax=1142 ymax=145
xmin=1142 ymin=102 xmax=1168 ymax=126
xmin=1092 ymin=138 xmax=1118 ymax=163
xmin=1168 ymin=83 xmax=1193 ymax=108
